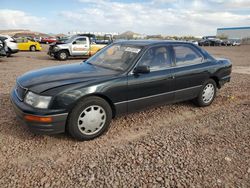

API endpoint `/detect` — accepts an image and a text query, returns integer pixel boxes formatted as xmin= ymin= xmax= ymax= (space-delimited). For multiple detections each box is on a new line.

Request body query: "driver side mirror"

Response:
xmin=72 ymin=41 xmax=76 ymax=44
xmin=133 ymin=65 xmax=150 ymax=74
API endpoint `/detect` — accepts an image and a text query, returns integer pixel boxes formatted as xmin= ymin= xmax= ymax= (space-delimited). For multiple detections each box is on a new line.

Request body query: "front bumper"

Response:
xmin=48 ymin=50 xmax=58 ymax=57
xmin=37 ymin=46 xmax=42 ymax=51
xmin=10 ymin=90 xmax=68 ymax=134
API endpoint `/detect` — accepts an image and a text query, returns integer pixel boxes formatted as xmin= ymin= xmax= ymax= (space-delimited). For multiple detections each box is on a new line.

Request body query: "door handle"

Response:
xmin=166 ymin=75 xmax=175 ymax=80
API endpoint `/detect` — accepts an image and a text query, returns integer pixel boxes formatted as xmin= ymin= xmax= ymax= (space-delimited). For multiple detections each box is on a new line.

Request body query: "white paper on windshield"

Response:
xmin=125 ymin=47 xmax=141 ymax=53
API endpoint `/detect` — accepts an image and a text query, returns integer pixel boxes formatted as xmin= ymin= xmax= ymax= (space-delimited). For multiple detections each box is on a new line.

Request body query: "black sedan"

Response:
xmin=10 ymin=40 xmax=232 ymax=140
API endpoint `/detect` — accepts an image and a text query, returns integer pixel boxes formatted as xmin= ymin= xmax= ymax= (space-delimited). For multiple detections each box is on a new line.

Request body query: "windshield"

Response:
xmin=86 ymin=44 xmax=142 ymax=71
xmin=65 ymin=36 xmax=77 ymax=43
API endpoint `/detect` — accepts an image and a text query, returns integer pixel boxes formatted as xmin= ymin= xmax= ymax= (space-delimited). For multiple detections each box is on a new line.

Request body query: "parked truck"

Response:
xmin=48 ymin=34 xmax=113 ymax=60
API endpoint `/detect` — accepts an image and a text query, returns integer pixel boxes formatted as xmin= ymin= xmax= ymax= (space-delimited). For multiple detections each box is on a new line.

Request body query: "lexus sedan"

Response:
xmin=11 ymin=40 xmax=232 ymax=140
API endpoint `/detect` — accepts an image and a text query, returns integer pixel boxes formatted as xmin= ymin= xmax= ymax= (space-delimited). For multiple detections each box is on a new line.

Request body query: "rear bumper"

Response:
xmin=9 ymin=49 xmax=19 ymax=54
xmin=10 ymin=90 xmax=68 ymax=134
xmin=219 ymin=75 xmax=231 ymax=88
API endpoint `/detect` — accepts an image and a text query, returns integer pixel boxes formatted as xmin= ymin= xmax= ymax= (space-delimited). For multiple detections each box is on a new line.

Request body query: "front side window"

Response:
xmin=86 ymin=44 xmax=141 ymax=71
xmin=137 ymin=46 xmax=171 ymax=71
xmin=173 ymin=45 xmax=203 ymax=66
xmin=74 ymin=38 xmax=86 ymax=45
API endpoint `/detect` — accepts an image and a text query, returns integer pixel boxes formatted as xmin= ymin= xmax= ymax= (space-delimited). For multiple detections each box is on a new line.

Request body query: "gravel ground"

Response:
xmin=0 ymin=45 xmax=249 ymax=187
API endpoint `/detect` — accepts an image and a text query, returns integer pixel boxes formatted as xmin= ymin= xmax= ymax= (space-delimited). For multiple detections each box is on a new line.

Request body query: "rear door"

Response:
xmin=127 ymin=45 xmax=175 ymax=112
xmin=171 ymin=44 xmax=210 ymax=101
xmin=71 ymin=37 xmax=89 ymax=56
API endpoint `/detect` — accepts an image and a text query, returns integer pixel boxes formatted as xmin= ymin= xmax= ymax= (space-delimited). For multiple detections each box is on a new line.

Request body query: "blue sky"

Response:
xmin=1 ymin=0 xmax=250 ymax=36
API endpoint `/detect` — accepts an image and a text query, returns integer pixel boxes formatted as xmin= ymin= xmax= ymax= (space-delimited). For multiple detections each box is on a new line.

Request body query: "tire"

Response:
xmin=30 ymin=45 xmax=36 ymax=52
xmin=67 ymin=96 xmax=112 ymax=141
xmin=57 ymin=50 xmax=68 ymax=61
xmin=194 ymin=79 xmax=217 ymax=107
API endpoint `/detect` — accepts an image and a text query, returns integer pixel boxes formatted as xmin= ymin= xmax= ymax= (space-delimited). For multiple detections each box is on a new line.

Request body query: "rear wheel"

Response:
xmin=67 ymin=97 xmax=112 ymax=141
xmin=194 ymin=79 xmax=217 ymax=107
xmin=57 ymin=50 xmax=68 ymax=60
xmin=30 ymin=45 xmax=36 ymax=52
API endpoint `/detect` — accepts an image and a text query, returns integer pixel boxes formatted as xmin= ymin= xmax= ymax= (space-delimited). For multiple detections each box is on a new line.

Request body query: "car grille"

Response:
xmin=15 ymin=83 xmax=27 ymax=101
xmin=49 ymin=46 xmax=53 ymax=51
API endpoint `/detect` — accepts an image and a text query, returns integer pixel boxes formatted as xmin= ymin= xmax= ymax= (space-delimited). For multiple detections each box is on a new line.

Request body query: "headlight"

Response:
xmin=24 ymin=91 xmax=52 ymax=109
xmin=53 ymin=46 xmax=59 ymax=51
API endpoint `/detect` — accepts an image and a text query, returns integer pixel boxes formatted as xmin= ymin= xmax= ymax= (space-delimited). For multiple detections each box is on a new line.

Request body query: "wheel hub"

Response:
xmin=77 ymin=105 xmax=106 ymax=135
xmin=202 ymin=83 xmax=215 ymax=103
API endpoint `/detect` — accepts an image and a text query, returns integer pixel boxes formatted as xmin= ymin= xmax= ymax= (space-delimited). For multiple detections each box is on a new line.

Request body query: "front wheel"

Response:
xmin=194 ymin=79 xmax=217 ymax=107
xmin=67 ymin=97 xmax=112 ymax=141
xmin=57 ymin=50 xmax=68 ymax=60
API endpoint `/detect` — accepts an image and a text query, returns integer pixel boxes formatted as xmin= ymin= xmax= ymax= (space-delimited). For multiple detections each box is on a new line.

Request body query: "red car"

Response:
xmin=41 ymin=37 xmax=57 ymax=44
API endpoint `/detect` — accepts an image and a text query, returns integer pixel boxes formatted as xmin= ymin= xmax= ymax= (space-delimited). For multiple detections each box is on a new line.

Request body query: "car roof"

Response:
xmin=114 ymin=40 xmax=195 ymax=47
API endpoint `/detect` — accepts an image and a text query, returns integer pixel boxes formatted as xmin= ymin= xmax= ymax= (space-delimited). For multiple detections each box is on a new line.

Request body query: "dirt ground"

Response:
xmin=0 ymin=45 xmax=249 ymax=187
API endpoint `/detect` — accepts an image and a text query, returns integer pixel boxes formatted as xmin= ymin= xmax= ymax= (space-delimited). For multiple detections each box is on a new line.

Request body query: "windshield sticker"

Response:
xmin=125 ymin=47 xmax=141 ymax=53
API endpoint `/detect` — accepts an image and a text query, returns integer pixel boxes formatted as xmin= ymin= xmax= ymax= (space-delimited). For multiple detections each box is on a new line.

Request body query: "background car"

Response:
xmin=0 ymin=35 xmax=19 ymax=56
xmin=231 ymin=39 xmax=241 ymax=46
xmin=198 ymin=38 xmax=222 ymax=46
xmin=190 ymin=40 xmax=199 ymax=45
xmin=41 ymin=37 xmax=57 ymax=44
xmin=16 ymin=38 xmax=42 ymax=51
xmin=221 ymin=40 xmax=233 ymax=46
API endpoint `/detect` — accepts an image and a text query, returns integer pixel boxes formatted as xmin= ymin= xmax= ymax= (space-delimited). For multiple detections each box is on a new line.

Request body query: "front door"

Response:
xmin=71 ymin=37 xmax=89 ymax=56
xmin=127 ymin=45 xmax=175 ymax=112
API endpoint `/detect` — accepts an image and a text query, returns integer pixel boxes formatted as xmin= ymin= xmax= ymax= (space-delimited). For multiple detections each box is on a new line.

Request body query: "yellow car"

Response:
xmin=16 ymin=38 xmax=42 ymax=51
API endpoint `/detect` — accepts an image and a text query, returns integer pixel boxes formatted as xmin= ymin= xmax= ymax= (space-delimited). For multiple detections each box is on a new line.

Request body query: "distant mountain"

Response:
xmin=117 ymin=31 xmax=144 ymax=39
xmin=0 ymin=29 xmax=49 ymax=38
xmin=121 ymin=31 xmax=140 ymax=36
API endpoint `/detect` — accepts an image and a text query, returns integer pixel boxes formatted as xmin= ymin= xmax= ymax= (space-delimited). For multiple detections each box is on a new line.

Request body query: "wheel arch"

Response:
xmin=69 ymin=93 xmax=116 ymax=118
xmin=58 ymin=49 xmax=70 ymax=55
xmin=209 ymin=76 xmax=220 ymax=89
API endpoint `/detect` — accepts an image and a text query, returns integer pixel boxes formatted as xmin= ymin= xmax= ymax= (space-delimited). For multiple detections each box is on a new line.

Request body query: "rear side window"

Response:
xmin=173 ymin=45 xmax=203 ymax=66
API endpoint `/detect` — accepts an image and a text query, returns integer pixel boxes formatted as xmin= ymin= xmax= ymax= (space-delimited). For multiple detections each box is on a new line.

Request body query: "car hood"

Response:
xmin=50 ymin=41 xmax=66 ymax=46
xmin=17 ymin=62 xmax=119 ymax=93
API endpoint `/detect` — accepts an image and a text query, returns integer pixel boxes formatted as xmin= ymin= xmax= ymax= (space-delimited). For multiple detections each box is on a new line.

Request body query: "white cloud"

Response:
xmin=209 ymin=0 xmax=250 ymax=8
xmin=60 ymin=1 xmax=250 ymax=36
xmin=0 ymin=1 xmax=250 ymax=36
xmin=0 ymin=9 xmax=46 ymax=31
